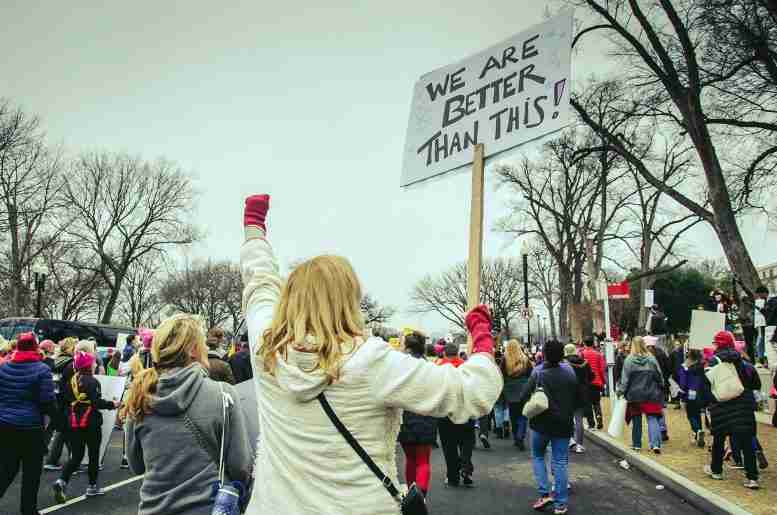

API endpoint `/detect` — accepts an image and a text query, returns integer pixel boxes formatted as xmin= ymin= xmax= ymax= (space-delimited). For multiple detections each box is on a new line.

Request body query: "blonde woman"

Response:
xmin=502 ymin=339 xmax=533 ymax=450
xmin=240 ymin=195 xmax=502 ymax=514
xmin=124 ymin=315 xmax=253 ymax=515
xmin=617 ymin=336 xmax=665 ymax=453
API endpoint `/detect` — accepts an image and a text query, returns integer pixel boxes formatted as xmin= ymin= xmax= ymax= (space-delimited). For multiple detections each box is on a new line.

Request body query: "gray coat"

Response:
xmin=127 ymin=364 xmax=253 ymax=515
xmin=617 ymin=355 xmax=664 ymax=404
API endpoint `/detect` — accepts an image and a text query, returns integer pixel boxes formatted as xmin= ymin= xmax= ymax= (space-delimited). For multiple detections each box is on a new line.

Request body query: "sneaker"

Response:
xmin=554 ymin=506 xmax=569 ymax=515
xmin=696 ymin=431 xmax=705 ymax=449
xmin=52 ymin=479 xmax=67 ymax=504
xmin=631 ymin=446 xmax=641 ymax=452
xmin=43 ymin=464 xmax=62 ymax=472
xmin=568 ymin=439 xmax=577 ymax=449
xmin=651 ymin=447 xmax=661 ymax=455
xmin=575 ymin=444 xmax=585 ymax=454
xmin=461 ymin=472 xmax=474 ymax=488
xmin=85 ymin=484 xmax=105 ymax=497
xmin=444 ymin=478 xmax=460 ymax=488
xmin=479 ymin=434 xmax=491 ymax=450
xmin=757 ymin=450 xmax=769 ymax=470
xmin=730 ymin=462 xmax=745 ymax=470
xmin=704 ymin=465 xmax=723 ymax=480
xmin=744 ymin=479 xmax=760 ymax=490
xmin=120 ymin=458 xmax=129 ymax=469
xmin=533 ymin=496 xmax=554 ymax=510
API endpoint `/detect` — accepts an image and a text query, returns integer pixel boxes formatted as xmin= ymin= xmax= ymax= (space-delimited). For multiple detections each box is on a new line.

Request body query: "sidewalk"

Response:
xmin=598 ymin=401 xmax=776 ymax=515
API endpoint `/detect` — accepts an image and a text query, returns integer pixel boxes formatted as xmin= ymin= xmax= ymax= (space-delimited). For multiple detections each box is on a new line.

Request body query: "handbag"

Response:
xmin=607 ymin=397 xmax=627 ymax=438
xmin=522 ymin=371 xmax=549 ymax=419
xmin=704 ymin=357 xmax=744 ymax=402
xmin=318 ymin=393 xmax=428 ymax=515
xmin=210 ymin=384 xmax=244 ymax=515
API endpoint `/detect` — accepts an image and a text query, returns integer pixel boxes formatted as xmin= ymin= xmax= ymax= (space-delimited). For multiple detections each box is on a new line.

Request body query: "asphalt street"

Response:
xmin=0 ymin=429 xmax=703 ymax=515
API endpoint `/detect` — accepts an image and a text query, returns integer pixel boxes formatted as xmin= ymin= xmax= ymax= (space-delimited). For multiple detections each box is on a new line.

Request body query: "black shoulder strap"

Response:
xmin=317 ymin=393 xmax=401 ymax=501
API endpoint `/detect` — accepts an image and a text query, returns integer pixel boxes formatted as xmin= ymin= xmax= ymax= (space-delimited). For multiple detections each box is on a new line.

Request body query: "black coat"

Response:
xmin=705 ymin=349 xmax=760 ymax=436
xmin=398 ymin=353 xmax=438 ymax=445
xmin=62 ymin=374 xmax=116 ymax=432
xmin=229 ymin=350 xmax=254 ymax=384
xmin=517 ymin=362 xmax=579 ymax=438
xmin=566 ymin=355 xmax=593 ymax=407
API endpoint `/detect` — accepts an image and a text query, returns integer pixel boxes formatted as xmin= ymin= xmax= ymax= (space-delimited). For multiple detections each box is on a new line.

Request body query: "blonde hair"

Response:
xmin=122 ymin=314 xmax=207 ymax=421
xmin=59 ymin=337 xmax=77 ymax=356
xmin=260 ymin=255 xmax=364 ymax=382
xmin=630 ymin=336 xmax=650 ymax=357
xmin=76 ymin=340 xmax=95 ymax=354
xmin=504 ymin=339 xmax=530 ymax=376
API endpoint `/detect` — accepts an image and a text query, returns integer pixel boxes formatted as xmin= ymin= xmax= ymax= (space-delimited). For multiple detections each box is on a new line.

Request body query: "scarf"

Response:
xmin=11 ymin=351 xmax=43 ymax=363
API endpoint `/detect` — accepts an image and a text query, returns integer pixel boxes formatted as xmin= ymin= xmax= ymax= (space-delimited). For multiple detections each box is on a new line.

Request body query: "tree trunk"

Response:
xmin=100 ymin=277 xmax=123 ymax=324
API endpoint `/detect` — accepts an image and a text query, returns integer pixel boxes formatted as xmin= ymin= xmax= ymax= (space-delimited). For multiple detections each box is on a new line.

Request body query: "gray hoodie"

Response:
xmin=127 ymin=363 xmax=253 ymax=515
xmin=617 ymin=354 xmax=664 ymax=403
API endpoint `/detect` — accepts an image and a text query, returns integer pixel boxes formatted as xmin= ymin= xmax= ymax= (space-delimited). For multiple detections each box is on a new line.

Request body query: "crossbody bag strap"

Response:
xmin=316 ymin=393 xmax=401 ymax=502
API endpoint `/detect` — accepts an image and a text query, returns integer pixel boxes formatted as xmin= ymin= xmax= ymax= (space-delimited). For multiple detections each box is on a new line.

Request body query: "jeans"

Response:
xmin=46 ymin=430 xmax=71 ymax=466
xmin=658 ymin=411 xmax=668 ymax=433
xmin=494 ymin=401 xmax=510 ymax=428
xmin=62 ymin=429 xmax=102 ymax=484
xmin=0 ymin=426 xmax=46 ymax=515
xmin=508 ymin=402 xmax=528 ymax=443
xmin=756 ymin=327 xmax=765 ymax=360
xmin=531 ymin=431 xmax=569 ymax=510
xmin=712 ymin=432 xmax=757 ymax=480
xmin=438 ymin=418 xmax=475 ymax=483
xmin=573 ymin=409 xmax=585 ymax=445
xmin=685 ymin=401 xmax=703 ymax=433
xmin=631 ymin=414 xmax=662 ymax=449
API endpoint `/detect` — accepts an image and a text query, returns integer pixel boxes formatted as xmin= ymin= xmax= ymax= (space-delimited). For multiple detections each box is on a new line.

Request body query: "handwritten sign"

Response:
xmin=689 ymin=310 xmax=725 ymax=350
xmin=401 ymin=13 xmax=573 ymax=187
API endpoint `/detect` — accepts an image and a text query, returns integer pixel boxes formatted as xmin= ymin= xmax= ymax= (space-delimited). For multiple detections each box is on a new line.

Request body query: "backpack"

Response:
xmin=69 ymin=374 xmax=94 ymax=430
xmin=704 ymin=357 xmax=745 ymax=402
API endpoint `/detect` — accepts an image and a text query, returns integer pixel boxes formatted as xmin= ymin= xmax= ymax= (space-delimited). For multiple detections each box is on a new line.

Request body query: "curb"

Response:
xmin=585 ymin=429 xmax=752 ymax=515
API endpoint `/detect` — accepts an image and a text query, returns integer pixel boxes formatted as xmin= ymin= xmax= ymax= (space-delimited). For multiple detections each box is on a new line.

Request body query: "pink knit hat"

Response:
xmin=74 ymin=351 xmax=96 ymax=371
xmin=138 ymin=328 xmax=154 ymax=350
xmin=644 ymin=336 xmax=658 ymax=347
xmin=703 ymin=347 xmax=715 ymax=362
xmin=734 ymin=340 xmax=746 ymax=354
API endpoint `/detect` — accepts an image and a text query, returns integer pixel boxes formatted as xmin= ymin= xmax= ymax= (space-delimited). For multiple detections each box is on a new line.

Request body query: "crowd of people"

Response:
xmin=0 ymin=193 xmax=775 ymax=515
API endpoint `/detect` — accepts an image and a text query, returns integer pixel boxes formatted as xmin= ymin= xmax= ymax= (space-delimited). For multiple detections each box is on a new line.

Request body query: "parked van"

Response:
xmin=0 ymin=318 xmax=136 ymax=351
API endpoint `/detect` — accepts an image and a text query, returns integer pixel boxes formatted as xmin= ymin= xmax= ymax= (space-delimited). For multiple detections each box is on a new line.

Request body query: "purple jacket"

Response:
xmin=677 ymin=362 xmax=710 ymax=405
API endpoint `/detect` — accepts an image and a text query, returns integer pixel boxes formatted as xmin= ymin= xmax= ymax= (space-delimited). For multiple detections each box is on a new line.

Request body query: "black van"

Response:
xmin=0 ymin=318 xmax=136 ymax=349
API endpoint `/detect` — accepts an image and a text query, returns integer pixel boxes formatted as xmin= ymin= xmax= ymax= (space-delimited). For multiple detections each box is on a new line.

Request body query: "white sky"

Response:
xmin=2 ymin=1 xmax=774 ymax=333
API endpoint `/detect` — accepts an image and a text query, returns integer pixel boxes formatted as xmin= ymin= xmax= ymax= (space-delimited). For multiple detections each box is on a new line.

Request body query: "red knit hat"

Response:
xmin=713 ymin=330 xmax=735 ymax=349
xmin=16 ymin=332 xmax=38 ymax=352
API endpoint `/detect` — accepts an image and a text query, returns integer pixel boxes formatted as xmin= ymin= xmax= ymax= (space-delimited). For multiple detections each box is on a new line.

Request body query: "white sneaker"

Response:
xmin=575 ymin=444 xmax=585 ymax=454
xmin=744 ymin=479 xmax=760 ymax=490
xmin=704 ymin=465 xmax=723 ymax=480
xmin=568 ymin=439 xmax=577 ymax=449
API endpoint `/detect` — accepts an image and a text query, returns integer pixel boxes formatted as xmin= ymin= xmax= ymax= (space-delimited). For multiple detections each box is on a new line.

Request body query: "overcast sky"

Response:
xmin=2 ymin=1 xmax=774 ymax=333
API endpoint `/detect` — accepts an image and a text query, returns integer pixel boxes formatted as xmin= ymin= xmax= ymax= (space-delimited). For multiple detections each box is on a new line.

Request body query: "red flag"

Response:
xmin=607 ymin=280 xmax=630 ymax=299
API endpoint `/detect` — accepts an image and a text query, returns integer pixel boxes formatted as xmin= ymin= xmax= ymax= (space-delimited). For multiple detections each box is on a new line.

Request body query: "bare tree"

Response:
xmin=118 ymin=255 xmax=165 ymax=327
xmin=0 ymin=99 xmax=64 ymax=316
xmin=361 ymin=294 xmax=396 ymax=326
xmin=410 ymin=258 xmax=529 ymax=335
xmin=525 ymin=240 xmax=561 ymax=339
xmin=62 ymin=152 xmax=198 ymax=323
xmin=40 ymin=242 xmax=103 ymax=320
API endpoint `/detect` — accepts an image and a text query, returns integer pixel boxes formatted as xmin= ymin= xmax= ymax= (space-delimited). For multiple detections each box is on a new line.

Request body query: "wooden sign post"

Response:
xmin=467 ymin=144 xmax=485 ymax=353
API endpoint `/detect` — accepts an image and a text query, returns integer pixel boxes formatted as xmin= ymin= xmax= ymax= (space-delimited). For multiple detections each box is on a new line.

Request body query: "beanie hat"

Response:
xmin=644 ymin=336 xmax=658 ymax=347
xmin=544 ymin=340 xmax=564 ymax=364
xmin=703 ymin=347 xmax=715 ymax=362
xmin=39 ymin=339 xmax=55 ymax=354
xmin=139 ymin=329 xmax=154 ymax=350
xmin=16 ymin=332 xmax=38 ymax=352
xmin=74 ymin=351 xmax=96 ymax=371
xmin=713 ymin=330 xmax=735 ymax=349
xmin=734 ymin=340 xmax=746 ymax=353
xmin=564 ymin=343 xmax=577 ymax=357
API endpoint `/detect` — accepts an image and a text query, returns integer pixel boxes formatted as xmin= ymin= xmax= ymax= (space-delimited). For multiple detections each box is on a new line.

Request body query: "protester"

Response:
xmin=517 ymin=340 xmax=578 ymax=515
xmin=240 ymin=194 xmax=501 ymax=513
xmin=52 ymin=349 xmax=118 ymax=502
xmin=45 ymin=337 xmax=78 ymax=472
xmin=118 ymin=341 xmax=136 ymax=378
xmin=229 ymin=335 xmax=254 ymax=384
xmin=580 ymin=336 xmax=606 ymax=430
xmin=565 ymin=343 xmax=593 ymax=453
xmin=40 ymin=340 xmax=56 ymax=371
xmin=107 ymin=349 xmax=121 ymax=376
xmin=646 ymin=304 xmax=668 ymax=351
xmin=206 ymin=328 xmax=235 ymax=384
xmin=613 ymin=339 xmax=629 ymax=386
xmin=703 ymin=330 xmax=761 ymax=489
xmin=397 ymin=331 xmax=437 ymax=496
xmin=677 ymin=349 xmax=710 ymax=448
xmin=754 ymin=286 xmax=769 ymax=366
xmin=618 ymin=336 xmax=665 ymax=454
xmin=502 ymin=339 xmax=533 ymax=450
xmin=123 ymin=314 xmax=253 ymax=515
xmin=0 ymin=332 xmax=57 ymax=515
xmin=492 ymin=350 xmax=510 ymax=440
xmin=645 ymin=336 xmax=672 ymax=441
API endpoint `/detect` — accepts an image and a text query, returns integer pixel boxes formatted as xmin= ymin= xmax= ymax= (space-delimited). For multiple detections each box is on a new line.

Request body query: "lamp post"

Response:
xmin=520 ymin=241 xmax=530 ymax=347
xmin=32 ymin=262 xmax=48 ymax=318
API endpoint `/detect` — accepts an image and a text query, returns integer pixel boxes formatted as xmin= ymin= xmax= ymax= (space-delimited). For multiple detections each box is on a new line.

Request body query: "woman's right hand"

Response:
xmin=244 ymin=194 xmax=270 ymax=233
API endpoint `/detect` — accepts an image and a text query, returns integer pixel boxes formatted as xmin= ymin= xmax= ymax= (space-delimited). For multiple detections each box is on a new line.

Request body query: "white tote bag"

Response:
xmin=705 ymin=357 xmax=744 ymax=402
xmin=607 ymin=397 xmax=627 ymax=439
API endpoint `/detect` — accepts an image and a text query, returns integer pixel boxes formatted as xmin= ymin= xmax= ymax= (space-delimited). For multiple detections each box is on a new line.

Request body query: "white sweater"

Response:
xmin=241 ymin=234 xmax=503 ymax=515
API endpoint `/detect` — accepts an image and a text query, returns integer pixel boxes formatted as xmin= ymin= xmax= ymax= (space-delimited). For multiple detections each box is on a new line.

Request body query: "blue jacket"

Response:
xmin=0 ymin=359 xmax=56 ymax=429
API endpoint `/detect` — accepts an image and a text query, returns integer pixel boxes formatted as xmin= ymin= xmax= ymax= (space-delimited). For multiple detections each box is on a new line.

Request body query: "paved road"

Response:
xmin=1 ymin=430 xmax=702 ymax=515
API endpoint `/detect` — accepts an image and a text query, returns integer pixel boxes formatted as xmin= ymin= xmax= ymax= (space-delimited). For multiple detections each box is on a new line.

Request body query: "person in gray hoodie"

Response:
xmin=124 ymin=314 xmax=253 ymax=515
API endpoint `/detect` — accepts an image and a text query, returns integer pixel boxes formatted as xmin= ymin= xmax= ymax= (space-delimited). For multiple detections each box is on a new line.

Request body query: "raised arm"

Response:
xmin=240 ymin=195 xmax=282 ymax=361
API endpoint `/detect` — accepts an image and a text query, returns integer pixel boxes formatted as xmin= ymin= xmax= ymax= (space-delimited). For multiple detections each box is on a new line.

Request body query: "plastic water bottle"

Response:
xmin=212 ymin=484 xmax=241 ymax=515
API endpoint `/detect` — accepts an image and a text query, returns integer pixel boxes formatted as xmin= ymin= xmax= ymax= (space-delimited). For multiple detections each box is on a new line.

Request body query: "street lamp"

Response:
xmin=520 ymin=240 xmax=531 ymax=347
xmin=32 ymin=262 xmax=48 ymax=318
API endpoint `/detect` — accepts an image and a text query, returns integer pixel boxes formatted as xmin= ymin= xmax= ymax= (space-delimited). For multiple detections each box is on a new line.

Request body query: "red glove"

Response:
xmin=244 ymin=194 xmax=270 ymax=234
xmin=465 ymin=304 xmax=494 ymax=355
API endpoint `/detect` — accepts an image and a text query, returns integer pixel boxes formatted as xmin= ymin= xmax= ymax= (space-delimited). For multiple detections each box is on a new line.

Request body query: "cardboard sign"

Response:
xmin=644 ymin=289 xmax=655 ymax=307
xmin=83 ymin=375 xmax=126 ymax=464
xmin=688 ymin=310 xmax=725 ymax=350
xmin=401 ymin=12 xmax=573 ymax=186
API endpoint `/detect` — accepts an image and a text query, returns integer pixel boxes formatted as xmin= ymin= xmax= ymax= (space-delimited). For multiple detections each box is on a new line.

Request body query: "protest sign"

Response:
xmin=83 ymin=375 xmax=126 ymax=464
xmin=115 ymin=333 xmax=130 ymax=354
xmin=644 ymin=289 xmax=655 ymax=307
xmin=401 ymin=12 xmax=572 ymax=187
xmin=688 ymin=310 xmax=725 ymax=350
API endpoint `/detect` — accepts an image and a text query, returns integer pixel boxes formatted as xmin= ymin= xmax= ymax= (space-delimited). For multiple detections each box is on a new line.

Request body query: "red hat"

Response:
xmin=713 ymin=330 xmax=735 ymax=349
xmin=17 ymin=332 xmax=38 ymax=352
